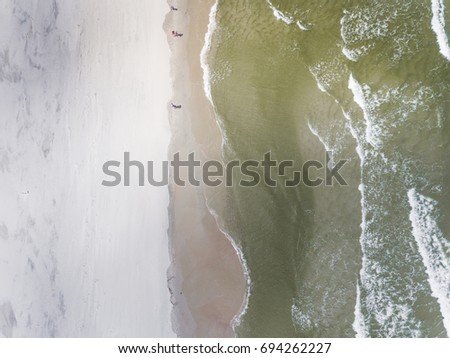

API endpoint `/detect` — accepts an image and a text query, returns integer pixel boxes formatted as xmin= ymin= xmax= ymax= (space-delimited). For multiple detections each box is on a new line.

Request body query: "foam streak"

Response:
xmin=431 ymin=0 xmax=450 ymax=61
xmin=408 ymin=188 xmax=450 ymax=336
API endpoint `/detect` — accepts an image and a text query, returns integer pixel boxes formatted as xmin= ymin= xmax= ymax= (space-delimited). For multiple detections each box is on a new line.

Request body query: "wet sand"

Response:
xmin=164 ymin=0 xmax=246 ymax=337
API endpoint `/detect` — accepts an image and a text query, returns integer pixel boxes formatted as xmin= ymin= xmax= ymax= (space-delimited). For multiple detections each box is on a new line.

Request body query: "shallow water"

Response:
xmin=205 ymin=0 xmax=450 ymax=337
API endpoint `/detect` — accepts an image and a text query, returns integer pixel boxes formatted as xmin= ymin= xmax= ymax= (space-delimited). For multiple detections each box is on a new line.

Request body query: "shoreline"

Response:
xmin=164 ymin=0 xmax=246 ymax=337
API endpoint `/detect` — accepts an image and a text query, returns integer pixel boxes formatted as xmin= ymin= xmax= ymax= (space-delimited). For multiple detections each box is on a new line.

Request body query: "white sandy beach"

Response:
xmin=0 ymin=0 xmax=173 ymax=337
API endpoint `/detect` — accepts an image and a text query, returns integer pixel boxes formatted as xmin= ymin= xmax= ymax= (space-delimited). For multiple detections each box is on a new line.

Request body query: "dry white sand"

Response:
xmin=0 ymin=0 xmax=173 ymax=337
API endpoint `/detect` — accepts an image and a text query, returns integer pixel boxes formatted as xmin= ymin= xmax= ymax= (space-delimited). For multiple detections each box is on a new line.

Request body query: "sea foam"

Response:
xmin=200 ymin=1 xmax=250 ymax=333
xmin=353 ymin=282 xmax=368 ymax=337
xmin=200 ymin=0 xmax=231 ymax=149
xmin=296 ymin=21 xmax=309 ymax=31
xmin=266 ymin=0 xmax=294 ymax=25
xmin=348 ymin=74 xmax=382 ymax=149
xmin=200 ymin=0 xmax=219 ymax=105
xmin=307 ymin=121 xmax=331 ymax=153
xmin=266 ymin=0 xmax=311 ymax=30
xmin=340 ymin=3 xmax=421 ymax=63
xmin=348 ymin=74 xmax=433 ymax=150
xmin=431 ymin=0 xmax=450 ymax=61
xmin=408 ymin=188 xmax=450 ymax=336
xmin=205 ymin=202 xmax=252 ymax=334
xmin=307 ymin=121 xmax=336 ymax=170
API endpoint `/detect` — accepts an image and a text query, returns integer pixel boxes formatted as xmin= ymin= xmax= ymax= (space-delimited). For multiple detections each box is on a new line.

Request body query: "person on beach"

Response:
xmin=171 ymin=30 xmax=183 ymax=37
xmin=170 ymin=5 xmax=178 ymax=11
xmin=171 ymin=103 xmax=182 ymax=109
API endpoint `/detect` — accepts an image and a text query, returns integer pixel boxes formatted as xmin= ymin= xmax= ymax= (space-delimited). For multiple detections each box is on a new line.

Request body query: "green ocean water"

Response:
xmin=205 ymin=0 xmax=450 ymax=337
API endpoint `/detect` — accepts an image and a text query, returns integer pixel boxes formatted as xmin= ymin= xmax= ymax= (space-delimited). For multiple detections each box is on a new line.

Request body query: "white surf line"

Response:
xmin=199 ymin=0 xmax=231 ymax=149
xmin=200 ymin=0 xmax=219 ymax=105
xmin=307 ymin=121 xmax=331 ymax=152
xmin=348 ymin=74 xmax=383 ymax=149
xmin=204 ymin=199 xmax=252 ymax=335
xmin=352 ymin=182 xmax=370 ymax=338
xmin=199 ymin=1 xmax=250 ymax=333
xmin=307 ymin=70 xmax=371 ymax=336
xmin=305 ymin=68 xmax=372 ymax=336
xmin=308 ymin=66 xmax=327 ymax=93
xmin=266 ymin=0 xmax=294 ymax=24
xmin=296 ymin=21 xmax=309 ymax=31
xmin=291 ymin=303 xmax=313 ymax=330
xmin=340 ymin=13 xmax=358 ymax=62
xmin=347 ymin=74 xmax=371 ymax=337
xmin=266 ymin=0 xmax=310 ymax=31
xmin=271 ymin=9 xmax=294 ymax=24
xmin=408 ymin=188 xmax=450 ymax=336
xmin=353 ymin=282 xmax=368 ymax=337
xmin=307 ymin=121 xmax=335 ymax=170
xmin=431 ymin=0 xmax=450 ymax=61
